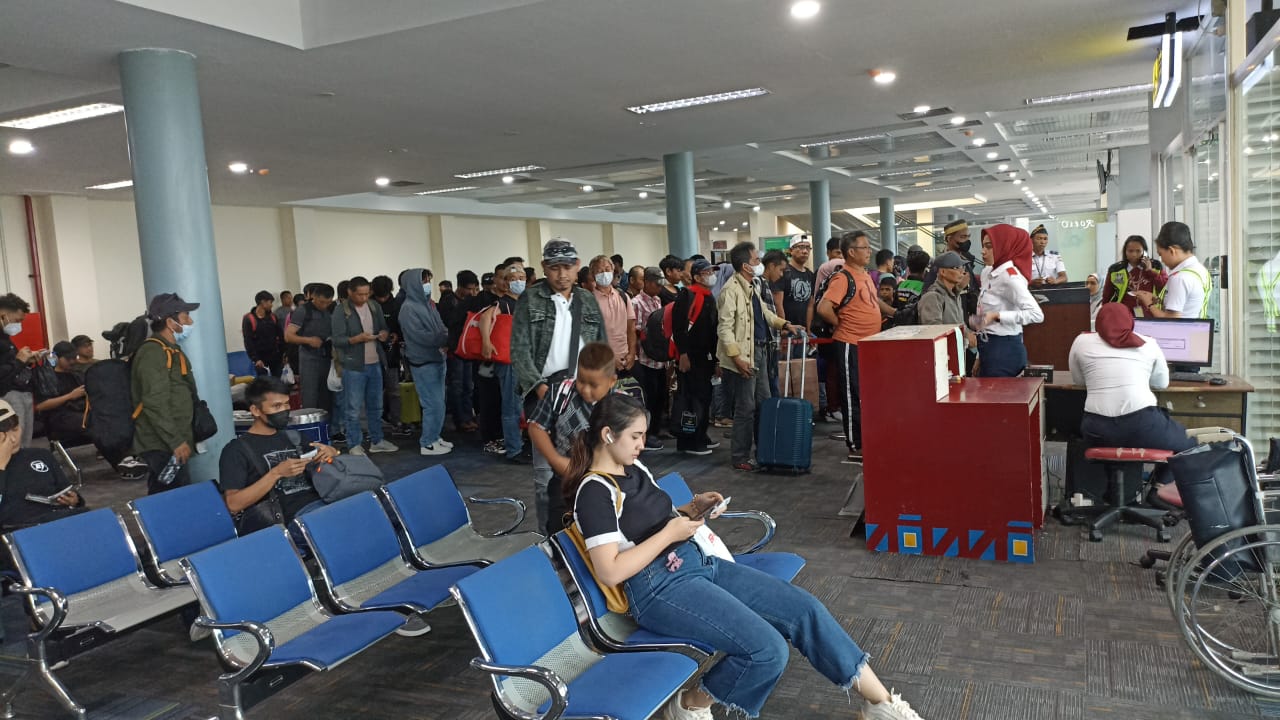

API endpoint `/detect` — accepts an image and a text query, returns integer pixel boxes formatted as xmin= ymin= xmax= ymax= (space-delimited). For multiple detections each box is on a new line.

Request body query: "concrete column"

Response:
xmin=809 ymin=180 xmax=830 ymax=249
xmin=915 ymin=208 xmax=934 ymax=251
xmin=526 ymin=219 xmax=551 ymax=265
xmin=119 ymin=48 xmax=230 ymax=482
xmin=749 ymin=208 xmax=778 ymax=243
xmin=663 ymin=152 xmax=698 ymax=258
xmin=879 ymin=197 xmax=896 ymax=253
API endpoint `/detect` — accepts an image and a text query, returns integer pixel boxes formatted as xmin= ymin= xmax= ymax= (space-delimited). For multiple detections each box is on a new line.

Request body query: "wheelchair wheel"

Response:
xmin=1164 ymin=531 xmax=1198 ymax=615
xmin=1175 ymin=526 xmax=1280 ymax=697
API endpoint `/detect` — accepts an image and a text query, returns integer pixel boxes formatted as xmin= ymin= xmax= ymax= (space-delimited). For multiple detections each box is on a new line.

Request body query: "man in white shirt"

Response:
xmin=1028 ymin=225 xmax=1068 ymax=287
xmin=1133 ymin=221 xmax=1210 ymax=319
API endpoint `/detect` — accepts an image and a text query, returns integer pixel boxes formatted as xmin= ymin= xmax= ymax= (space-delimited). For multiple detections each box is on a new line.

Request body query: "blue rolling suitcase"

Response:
xmin=757 ymin=335 xmax=813 ymax=473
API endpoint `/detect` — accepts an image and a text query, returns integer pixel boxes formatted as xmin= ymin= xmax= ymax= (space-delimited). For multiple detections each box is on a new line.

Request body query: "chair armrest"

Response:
xmin=194 ymin=617 xmax=275 ymax=680
xmin=466 ymin=496 xmax=527 ymax=537
xmin=8 ymin=585 xmax=68 ymax=642
xmin=469 ymin=658 xmax=568 ymax=720
xmin=717 ymin=510 xmax=777 ymax=555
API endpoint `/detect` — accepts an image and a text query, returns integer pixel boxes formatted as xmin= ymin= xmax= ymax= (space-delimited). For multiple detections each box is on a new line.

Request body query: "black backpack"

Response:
xmin=103 ymin=315 xmax=149 ymax=359
xmin=811 ymin=269 xmax=858 ymax=338
xmin=640 ymin=306 xmax=673 ymax=362
xmin=891 ymin=296 xmax=921 ymax=328
xmin=82 ymin=359 xmax=136 ymax=456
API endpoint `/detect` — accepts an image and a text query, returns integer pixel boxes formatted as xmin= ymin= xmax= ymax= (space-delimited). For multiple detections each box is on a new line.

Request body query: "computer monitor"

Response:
xmin=1131 ymin=317 xmax=1215 ymax=368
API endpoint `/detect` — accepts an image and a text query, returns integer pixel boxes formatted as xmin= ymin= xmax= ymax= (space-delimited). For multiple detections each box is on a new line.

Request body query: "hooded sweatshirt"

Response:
xmin=397 ymin=268 xmax=449 ymax=365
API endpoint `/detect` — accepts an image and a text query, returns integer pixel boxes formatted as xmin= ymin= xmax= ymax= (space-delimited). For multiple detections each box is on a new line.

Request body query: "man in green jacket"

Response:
xmin=330 ymin=276 xmax=398 ymax=455
xmin=132 ymin=293 xmax=200 ymax=494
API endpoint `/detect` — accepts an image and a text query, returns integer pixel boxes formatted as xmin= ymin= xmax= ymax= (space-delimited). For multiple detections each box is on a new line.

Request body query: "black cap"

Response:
xmin=146 ymin=293 xmax=200 ymax=321
xmin=481 ymin=272 xmax=495 ymax=286
xmin=70 ymin=334 xmax=93 ymax=348
xmin=52 ymin=341 xmax=75 ymax=358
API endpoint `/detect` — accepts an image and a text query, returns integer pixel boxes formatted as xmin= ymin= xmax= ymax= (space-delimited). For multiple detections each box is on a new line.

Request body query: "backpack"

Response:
xmin=102 ymin=315 xmax=150 ymax=359
xmin=82 ymin=338 xmax=188 ymax=456
xmin=891 ymin=296 xmax=921 ymax=327
xmin=811 ymin=269 xmax=858 ymax=338
xmin=640 ymin=290 xmax=706 ymax=361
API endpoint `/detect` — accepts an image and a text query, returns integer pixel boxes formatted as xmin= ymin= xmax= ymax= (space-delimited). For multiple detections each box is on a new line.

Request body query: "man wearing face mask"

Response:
xmin=589 ymin=255 xmax=637 ymax=376
xmin=218 ymin=376 xmax=338 ymax=534
xmin=672 ymin=259 xmax=720 ymax=455
xmin=131 ymin=293 xmax=201 ymax=494
xmin=0 ymin=294 xmax=41 ymax=448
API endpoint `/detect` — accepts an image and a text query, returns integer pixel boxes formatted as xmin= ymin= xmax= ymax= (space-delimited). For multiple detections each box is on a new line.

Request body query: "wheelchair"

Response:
xmin=1159 ymin=431 xmax=1280 ymax=697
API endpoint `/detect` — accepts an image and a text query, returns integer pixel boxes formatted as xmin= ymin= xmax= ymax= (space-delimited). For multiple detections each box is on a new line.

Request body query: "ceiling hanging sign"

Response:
xmin=1151 ymin=31 xmax=1183 ymax=109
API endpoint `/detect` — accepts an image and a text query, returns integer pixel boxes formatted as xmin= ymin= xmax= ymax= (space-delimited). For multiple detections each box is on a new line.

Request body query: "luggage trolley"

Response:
xmin=1160 ymin=430 xmax=1280 ymax=697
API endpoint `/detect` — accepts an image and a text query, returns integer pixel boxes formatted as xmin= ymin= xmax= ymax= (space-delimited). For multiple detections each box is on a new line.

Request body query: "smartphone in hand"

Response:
xmin=692 ymin=496 xmax=731 ymax=520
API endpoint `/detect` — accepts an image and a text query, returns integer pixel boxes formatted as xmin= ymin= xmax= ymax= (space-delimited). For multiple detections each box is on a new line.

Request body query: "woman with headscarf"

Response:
xmin=973 ymin=224 xmax=1043 ymax=377
xmin=1068 ymin=303 xmax=1195 ymax=454
xmin=1086 ymin=273 xmax=1103 ymax=329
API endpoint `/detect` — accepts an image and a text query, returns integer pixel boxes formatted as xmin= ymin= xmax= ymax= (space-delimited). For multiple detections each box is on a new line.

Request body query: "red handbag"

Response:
xmin=456 ymin=305 xmax=513 ymax=364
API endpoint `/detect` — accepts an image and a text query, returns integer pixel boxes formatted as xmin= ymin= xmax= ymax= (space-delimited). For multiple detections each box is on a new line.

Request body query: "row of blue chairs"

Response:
xmin=0 ymin=465 xmax=537 ymax=719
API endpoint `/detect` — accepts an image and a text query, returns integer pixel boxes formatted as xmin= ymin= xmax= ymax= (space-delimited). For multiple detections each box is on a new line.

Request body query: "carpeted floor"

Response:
xmin=0 ymin=421 xmax=1273 ymax=720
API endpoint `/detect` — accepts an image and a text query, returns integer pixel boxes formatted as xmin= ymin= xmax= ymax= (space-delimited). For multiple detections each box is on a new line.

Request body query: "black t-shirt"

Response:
xmin=218 ymin=431 xmax=322 ymax=522
xmin=574 ymin=463 xmax=673 ymax=552
xmin=657 ymin=286 xmax=679 ymax=307
xmin=0 ymin=448 xmax=82 ymax=528
xmin=772 ymin=265 xmax=815 ymax=327
xmin=37 ymin=370 xmax=84 ymax=415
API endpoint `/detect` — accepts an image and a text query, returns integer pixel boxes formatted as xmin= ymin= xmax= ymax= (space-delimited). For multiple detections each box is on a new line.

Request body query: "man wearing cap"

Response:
xmin=673 ymin=259 xmax=721 ymax=455
xmin=132 ymin=293 xmax=201 ymax=494
xmin=771 ymin=235 xmax=816 ymax=350
xmin=0 ymin=397 xmax=88 ymax=530
xmin=1028 ymin=224 xmax=1068 ymax=287
xmin=632 ymin=267 xmax=668 ymax=449
xmin=69 ymin=335 xmax=96 ymax=378
xmin=919 ymin=253 xmax=977 ymax=342
xmin=511 ymin=238 xmax=604 ymax=530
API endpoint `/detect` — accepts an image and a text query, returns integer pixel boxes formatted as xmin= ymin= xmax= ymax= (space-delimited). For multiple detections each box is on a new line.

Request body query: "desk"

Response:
xmin=1022 ymin=285 xmax=1090 ymax=370
xmin=1045 ymin=371 xmax=1254 ymax=439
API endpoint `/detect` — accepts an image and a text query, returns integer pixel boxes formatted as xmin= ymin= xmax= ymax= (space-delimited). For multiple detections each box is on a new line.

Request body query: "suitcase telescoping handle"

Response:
xmin=783 ymin=333 xmax=808 ymax=398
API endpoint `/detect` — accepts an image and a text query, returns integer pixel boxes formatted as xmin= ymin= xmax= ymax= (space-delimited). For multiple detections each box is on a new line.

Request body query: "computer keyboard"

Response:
xmin=1169 ymin=371 xmax=1213 ymax=383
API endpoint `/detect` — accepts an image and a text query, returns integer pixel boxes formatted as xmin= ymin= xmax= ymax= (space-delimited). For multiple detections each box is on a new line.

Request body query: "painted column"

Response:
xmin=879 ymin=197 xmax=896 ymax=253
xmin=809 ymin=179 xmax=831 ymax=247
xmin=119 ymin=48 xmax=231 ymax=483
xmin=663 ymin=152 xmax=698 ymax=258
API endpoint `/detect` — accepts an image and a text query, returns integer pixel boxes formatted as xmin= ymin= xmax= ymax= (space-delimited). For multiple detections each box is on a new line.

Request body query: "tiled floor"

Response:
xmin=0 ymin=423 xmax=1273 ymax=720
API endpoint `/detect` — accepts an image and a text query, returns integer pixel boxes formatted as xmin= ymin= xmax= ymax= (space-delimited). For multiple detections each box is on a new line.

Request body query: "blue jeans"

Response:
xmin=410 ymin=362 xmax=447 ymax=447
xmin=343 ymin=362 xmax=385 ymax=447
xmin=447 ymin=355 xmax=475 ymax=426
xmin=496 ymin=363 xmax=523 ymax=457
xmin=625 ymin=542 xmax=867 ymax=718
xmin=977 ymin=333 xmax=1028 ymax=377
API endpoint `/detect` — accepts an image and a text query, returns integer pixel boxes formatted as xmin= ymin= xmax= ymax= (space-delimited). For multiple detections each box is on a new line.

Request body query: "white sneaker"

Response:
xmin=861 ymin=691 xmax=924 ymax=720
xmin=420 ymin=444 xmax=451 ymax=456
xmin=368 ymin=440 xmax=399 ymax=453
xmin=349 ymin=445 xmax=367 ymax=456
xmin=662 ymin=691 xmax=713 ymax=720
xmin=435 ymin=438 xmax=454 ymax=448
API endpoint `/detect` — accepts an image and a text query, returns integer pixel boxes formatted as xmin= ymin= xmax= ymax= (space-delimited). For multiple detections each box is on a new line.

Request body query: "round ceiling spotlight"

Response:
xmin=581 ymin=185 xmax=594 ymax=193
xmin=1013 ymin=179 xmax=1023 ymax=185
xmin=973 ymin=138 xmax=986 ymax=147
xmin=790 ymin=1 xmax=821 ymax=20
xmin=719 ymin=220 xmax=727 ymax=225
xmin=741 ymin=221 xmax=749 ymax=227
xmin=997 ymin=163 xmax=1009 ymax=171
xmin=7 ymin=139 xmax=34 ymax=156
xmin=986 ymin=151 xmax=998 ymax=160
xmin=752 ymin=205 xmax=762 ymax=212
xmin=501 ymin=175 xmax=515 ymax=184
xmin=870 ymin=70 xmax=896 ymax=86
xmin=375 ymin=177 xmax=391 ymax=187
xmin=228 ymin=162 xmax=249 ymax=174
xmin=722 ymin=200 xmax=733 ymax=209
xmin=638 ymin=191 xmax=649 ymax=199
xmin=950 ymin=116 xmax=966 ymax=126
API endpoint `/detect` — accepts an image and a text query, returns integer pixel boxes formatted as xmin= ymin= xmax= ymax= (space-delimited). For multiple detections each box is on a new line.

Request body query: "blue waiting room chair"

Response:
xmin=453 ymin=545 xmax=700 ymax=720
xmin=128 ymin=480 xmax=238 ymax=587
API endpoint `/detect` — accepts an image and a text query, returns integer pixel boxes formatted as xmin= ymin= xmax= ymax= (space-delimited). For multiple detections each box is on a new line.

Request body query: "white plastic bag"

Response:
xmin=281 ymin=364 xmax=296 ymax=386
xmin=691 ymin=524 xmax=735 ymax=562
xmin=326 ymin=363 xmax=343 ymax=392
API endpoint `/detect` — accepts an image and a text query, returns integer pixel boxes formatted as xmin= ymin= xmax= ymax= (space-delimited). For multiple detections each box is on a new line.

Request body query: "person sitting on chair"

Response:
xmin=0 ymin=398 xmax=86 ymax=531
xmin=1068 ymin=303 xmax=1196 ymax=460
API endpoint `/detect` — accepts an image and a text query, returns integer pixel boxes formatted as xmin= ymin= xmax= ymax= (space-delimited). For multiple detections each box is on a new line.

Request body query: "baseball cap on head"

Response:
xmin=146 ymin=293 xmax=199 ymax=321
xmin=71 ymin=334 xmax=93 ymax=348
xmin=789 ymin=234 xmax=812 ymax=248
xmin=935 ymin=251 xmax=967 ymax=269
xmin=542 ymin=238 xmax=578 ymax=267
xmin=52 ymin=341 xmax=75 ymax=358
xmin=0 ymin=398 xmax=16 ymax=424
xmin=690 ymin=259 xmax=714 ymax=276
xmin=643 ymin=267 xmax=663 ymax=283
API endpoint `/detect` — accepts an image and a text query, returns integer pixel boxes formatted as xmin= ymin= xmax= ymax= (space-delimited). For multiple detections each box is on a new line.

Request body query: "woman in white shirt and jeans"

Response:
xmin=1068 ymin=303 xmax=1195 ymax=454
xmin=974 ymin=224 xmax=1044 ymax=377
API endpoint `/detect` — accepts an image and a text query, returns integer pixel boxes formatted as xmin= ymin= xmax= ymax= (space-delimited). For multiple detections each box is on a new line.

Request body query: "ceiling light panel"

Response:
xmin=626 ymin=87 xmax=770 ymax=115
xmin=799 ymin=134 xmax=886 ymax=148
xmin=454 ymin=164 xmax=544 ymax=179
xmin=414 ymin=186 xmax=479 ymax=195
xmin=85 ymin=180 xmax=133 ymax=190
xmin=1024 ymin=83 xmax=1154 ymax=106
xmin=0 ymin=102 xmax=124 ymax=130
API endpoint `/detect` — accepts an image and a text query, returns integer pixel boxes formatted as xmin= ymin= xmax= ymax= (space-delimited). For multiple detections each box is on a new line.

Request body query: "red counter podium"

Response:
xmin=858 ymin=325 xmax=1044 ymax=563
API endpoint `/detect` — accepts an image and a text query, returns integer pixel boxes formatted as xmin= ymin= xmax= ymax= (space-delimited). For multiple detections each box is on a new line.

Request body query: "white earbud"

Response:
xmin=605 ymin=432 xmax=615 ymax=445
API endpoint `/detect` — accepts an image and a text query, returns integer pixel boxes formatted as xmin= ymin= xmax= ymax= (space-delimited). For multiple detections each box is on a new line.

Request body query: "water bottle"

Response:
xmin=157 ymin=455 xmax=181 ymax=486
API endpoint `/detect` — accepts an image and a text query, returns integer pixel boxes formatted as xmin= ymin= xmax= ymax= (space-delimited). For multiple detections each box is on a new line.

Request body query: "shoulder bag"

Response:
xmin=563 ymin=471 xmax=628 ymax=614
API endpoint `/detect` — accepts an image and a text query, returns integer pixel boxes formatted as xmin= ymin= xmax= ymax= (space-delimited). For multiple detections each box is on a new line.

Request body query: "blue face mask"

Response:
xmin=172 ymin=320 xmax=193 ymax=343
xmin=422 ymin=282 xmax=432 ymax=298
xmin=509 ymin=280 xmax=527 ymax=296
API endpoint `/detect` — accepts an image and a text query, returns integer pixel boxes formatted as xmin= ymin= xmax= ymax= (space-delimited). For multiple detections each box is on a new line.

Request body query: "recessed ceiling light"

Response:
xmin=0 ymin=102 xmax=123 ymax=130
xmin=638 ymin=191 xmax=649 ymax=199
xmin=986 ymin=151 xmax=999 ymax=160
xmin=871 ymin=70 xmax=897 ymax=86
xmin=1008 ymin=172 xmax=1017 ymax=178
xmin=1013 ymin=179 xmax=1023 ymax=185
xmin=374 ymin=177 xmax=391 ymax=187
xmin=228 ymin=162 xmax=249 ymax=174
xmin=950 ymin=116 xmax=966 ymax=125
xmin=752 ymin=205 xmax=761 ymax=212
xmin=582 ymin=185 xmax=594 ymax=192
xmin=626 ymin=87 xmax=770 ymax=115
xmin=501 ymin=175 xmax=515 ymax=184
xmin=7 ymin=139 xmax=35 ymax=155
xmin=722 ymin=200 xmax=733 ymax=208
xmin=790 ymin=1 xmax=820 ymax=19
xmin=973 ymin=138 xmax=986 ymax=146
xmin=85 ymin=179 xmax=133 ymax=190
xmin=414 ymin=185 xmax=479 ymax=195
xmin=454 ymin=164 xmax=544 ymax=179
xmin=719 ymin=220 xmax=727 ymax=225
xmin=799 ymin=134 xmax=885 ymax=148
xmin=913 ymin=105 xmax=931 ymax=114
xmin=997 ymin=163 xmax=1009 ymax=171
xmin=741 ymin=221 xmax=749 ymax=227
